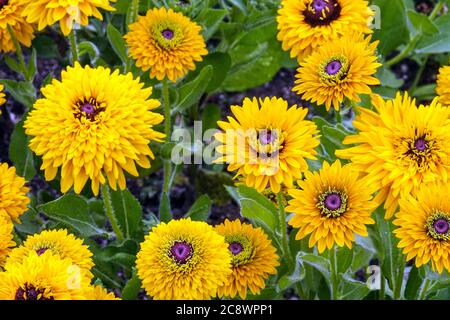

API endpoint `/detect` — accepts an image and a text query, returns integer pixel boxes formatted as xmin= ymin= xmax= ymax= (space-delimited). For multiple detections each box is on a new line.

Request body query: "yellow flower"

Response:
xmin=0 ymin=251 xmax=92 ymax=300
xmin=0 ymin=84 xmax=5 ymax=116
xmin=88 ymin=285 xmax=120 ymax=300
xmin=286 ymin=160 xmax=376 ymax=253
xmin=125 ymin=7 xmax=208 ymax=82
xmin=24 ymin=63 xmax=164 ymax=196
xmin=0 ymin=214 xmax=15 ymax=267
xmin=394 ymin=184 xmax=450 ymax=273
xmin=293 ymin=33 xmax=381 ymax=111
xmin=214 ymin=97 xmax=320 ymax=193
xmin=215 ymin=219 xmax=279 ymax=299
xmin=436 ymin=65 xmax=450 ymax=106
xmin=7 ymin=229 xmax=94 ymax=273
xmin=336 ymin=93 xmax=450 ymax=219
xmin=0 ymin=0 xmax=34 ymax=53
xmin=19 ymin=0 xmax=116 ymax=36
xmin=136 ymin=218 xmax=232 ymax=300
xmin=277 ymin=0 xmax=373 ymax=62
xmin=0 ymin=162 xmax=29 ymax=223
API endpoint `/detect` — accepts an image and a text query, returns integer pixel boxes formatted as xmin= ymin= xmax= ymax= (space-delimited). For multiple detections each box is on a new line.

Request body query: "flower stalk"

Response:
xmin=101 ymin=184 xmax=124 ymax=242
xmin=69 ymin=29 xmax=79 ymax=64
xmin=6 ymin=25 xmax=30 ymax=81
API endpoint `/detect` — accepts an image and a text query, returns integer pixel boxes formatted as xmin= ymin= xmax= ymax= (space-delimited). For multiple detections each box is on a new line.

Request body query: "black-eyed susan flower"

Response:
xmin=0 ymin=251 xmax=92 ymax=300
xmin=125 ymin=7 xmax=208 ymax=82
xmin=436 ymin=64 xmax=450 ymax=106
xmin=24 ymin=63 xmax=164 ymax=196
xmin=0 ymin=0 xmax=34 ymax=53
xmin=7 ymin=229 xmax=94 ymax=272
xmin=336 ymin=93 xmax=450 ymax=219
xmin=214 ymin=97 xmax=320 ymax=193
xmin=277 ymin=0 xmax=373 ymax=62
xmin=0 ymin=214 xmax=15 ymax=267
xmin=19 ymin=0 xmax=115 ymax=36
xmin=286 ymin=160 xmax=376 ymax=253
xmin=0 ymin=84 xmax=5 ymax=114
xmin=293 ymin=33 xmax=381 ymax=111
xmin=0 ymin=163 xmax=29 ymax=223
xmin=215 ymin=219 xmax=279 ymax=299
xmin=88 ymin=285 xmax=120 ymax=300
xmin=136 ymin=218 xmax=232 ymax=300
xmin=394 ymin=184 xmax=450 ymax=273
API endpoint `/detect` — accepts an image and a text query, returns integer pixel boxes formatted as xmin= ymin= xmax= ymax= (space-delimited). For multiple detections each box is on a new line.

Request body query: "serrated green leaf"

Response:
xmin=9 ymin=116 xmax=36 ymax=180
xmin=109 ymin=189 xmax=144 ymax=241
xmin=107 ymin=24 xmax=128 ymax=64
xmin=185 ymin=194 xmax=211 ymax=221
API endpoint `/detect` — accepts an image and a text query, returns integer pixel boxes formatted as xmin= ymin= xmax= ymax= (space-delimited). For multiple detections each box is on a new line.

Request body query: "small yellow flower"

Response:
xmin=215 ymin=219 xmax=279 ymax=299
xmin=394 ymin=184 xmax=450 ymax=273
xmin=0 ymin=162 xmax=29 ymax=223
xmin=88 ymin=285 xmax=120 ymax=300
xmin=277 ymin=0 xmax=373 ymax=62
xmin=336 ymin=92 xmax=450 ymax=219
xmin=125 ymin=7 xmax=208 ymax=82
xmin=0 ymin=251 xmax=92 ymax=300
xmin=24 ymin=63 xmax=164 ymax=196
xmin=287 ymin=160 xmax=377 ymax=253
xmin=0 ymin=214 xmax=15 ymax=267
xmin=0 ymin=0 xmax=34 ymax=53
xmin=18 ymin=0 xmax=116 ymax=36
xmin=293 ymin=33 xmax=381 ymax=111
xmin=436 ymin=64 xmax=450 ymax=106
xmin=7 ymin=229 xmax=94 ymax=273
xmin=214 ymin=97 xmax=320 ymax=193
xmin=136 ymin=218 xmax=232 ymax=300
xmin=0 ymin=84 xmax=5 ymax=116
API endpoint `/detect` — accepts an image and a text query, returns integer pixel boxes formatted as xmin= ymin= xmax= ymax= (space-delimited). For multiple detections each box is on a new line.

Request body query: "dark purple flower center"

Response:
xmin=35 ymin=248 xmax=48 ymax=256
xmin=162 ymin=29 xmax=174 ymax=40
xmin=325 ymin=60 xmax=342 ymax=75
xmin=434 ymin=218 xmax=449 ymax=235
xmin=414 ymin=137 xmax=427 ymax=152
xmin=228 ymin=242 xmax=244 ymax=255
xmin=324 ymin=193 xmax=341 ymax=211
xmin=80 ymin=103 xmax=95 ymax=115
xmin=259 ymin=130 xmax=274 ymax=145
xmin=304 ymin=0 xmax=341 ymax=27
xmin=0 ymin=0 xmax=8 ymax=10
xmin=15 ymin=284 xmax=53 ymax=300
xmin=170 ymin=241 xmax=193 ymax=264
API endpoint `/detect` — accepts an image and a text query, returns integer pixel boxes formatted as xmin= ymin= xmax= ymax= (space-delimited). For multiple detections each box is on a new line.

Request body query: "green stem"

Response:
xmin=69 ymin=29 xmax=79 ymax=64
xmin=101 ymin=184 xmax=124 ymax=242
xmin=394 ymin=260 xmax=405 ymax=300
xmin=329 ymin=245 xmax=339 ymax=300
xmin=418 ymin=278 xmax=431 ymax=300
xmin=6 ymin=25 xmax=30 ymax=81
xmin=409 ymin=56 xmax=428 ymax=94
xmin=162 ymin=79 xmax=171 ymax=195
xmin=125 ymin=0 xmax=140 ymax=73
xmin=385 ymin=0 xmax=444 ymax=67
xmin=379 ymin=273 xmax=385 ymax=300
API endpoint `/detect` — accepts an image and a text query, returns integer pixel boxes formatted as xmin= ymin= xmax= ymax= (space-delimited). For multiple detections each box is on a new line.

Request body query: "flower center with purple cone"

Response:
xmin=427 ymin=212 xmax=450 ymax=241
xmin=324 ymin=193 xmax=341 ymax=211
xmin=80 ymin=103 xmax=95 ymax=115
xmin=304 ymin=0 xmax=341 ymax=27
xmin=0 ymin=0 xmax=8 ymax=10
xmin=35 ymin=247 xmax=48 ymax=256
xmin=318 ymin=189 xmax=348 ymax=218
xmin=15 ymin=283 xmax=53 ymax=300
xmin=414 ymin=137 xmax=427 ymax=152
xmin=170 ymin=241 xmax=193 ymax=264
xmin=74 ymin=97 xmax=105 ymax=122
xmin=229 ymin=242 xmax=244 ymax=255
xmin=162 ymin=29 xmax=174 ymax=40
xmin=434 ymin=218 xmax=449 ymax=235
xmin=325 ymin=60 xmax=342 ymax=76
xmin=259 ymin=130 xmax=274 ymax=145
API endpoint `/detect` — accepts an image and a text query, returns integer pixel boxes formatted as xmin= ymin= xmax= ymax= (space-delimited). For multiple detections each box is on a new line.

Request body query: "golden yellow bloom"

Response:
xmin=7 ymin=229 xmax=94 ymax=272
xmin=125 ymin=7 xmax=208 ymax=82
xmin=19 ymin=0 xmax=115 ymax=36
xmin=136 ymin=218 xmax=232 ymax=300
xmin=394 ymin=184 xmax=450 ymax=273
xmin=436 ymin=65 xmax=450 ymax=106
xmin=88 ymin=285 xmax=120 ymax=300
xmin=0 ymin=251 xmax=92 ymax=300
xmin=0 ymin=162 xmax=29 ymax=223
xmin=293 ymin=33 xmax=381 ymax=111
xmin=215 ymin=219 xmax=279 ymax=299
xmin=214 ymin=97 xmax=320 ymax=193
xmin=336 ymin=93 xmax=450 ymax=219
xmin=0 ymin=214 xmax=15 ymax=267
xmin=277 ymin=0 xmax=373 ymax=62
xmin=0 ymin=0 xmax=34 ymax=53
xmin=24 ymin=63 xmax=164 ymax=196
xmin=0 ymin=84 xmax=5 ymax=116
xmin=287 ymin=160 xmax=376 ymax=253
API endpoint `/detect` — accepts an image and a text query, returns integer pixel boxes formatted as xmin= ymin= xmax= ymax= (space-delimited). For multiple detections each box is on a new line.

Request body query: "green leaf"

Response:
xmin=159 ymin=192 xmax=172 ymax=223
xmin=406 ymin=10 xmax=439 ymax=36
xmin=201 ymin=104 xmax=221 ymax=133
xmin=416 ymin=15 xmax=450 ymax=54
xmin=109 ymin=189 xmax=144 ymax=241
xmin=78 ymin=41 xmax=100 ymax=63
xmin=277 ymin=254 xmax=306 ymax=292
xmin=4 ymin=55 xmax=22 ymax=74
xmin=185 ymin=194 xmax=212 ymax=221
xmin=121 ymin=269 xmax=142 ymax=300
xmin=26 ymin=48 xmax=37 ymax=81
xmin=106 ymin=24 xmax=128 ymax=64
xmin=376 ymin=67 xmax=404 ymax=88
xmin=340 ymin=274 xmax=371 ymax=300
xmin=227 ymin=0 xmax=248 ymax=15
xmin=336 ymin=246 xmax=353 ymax=274
xmin=38 ymin=194 xmax=104 ymax=237
xmin=9 ymin=116 xmax=36 ymax=180
xmin=0 ymin=80 xmax=35 ymax=109
xmin=296 ymin=252 xmax=331 ymax=289
xmin=410 ymin=84 xmax=436 ymax=100
xmin=405 ymin=266 xmax=425 ymax=300
xmin=172 ymin=65 xmax=213 ymax=114
xmin=225 ymin=185 xmax=279 ymax=232
xmin=196 ymin=8 xmax=228 ymax=40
